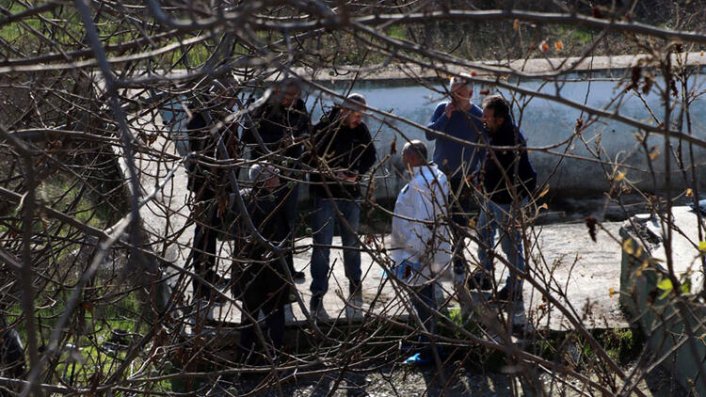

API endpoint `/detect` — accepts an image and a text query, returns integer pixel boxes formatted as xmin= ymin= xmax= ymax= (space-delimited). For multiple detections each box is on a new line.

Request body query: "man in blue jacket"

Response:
xmin=477 ymin=95 xmax=536 ymax=302
xmin=426 ymin=74 xmax=487 ymax=290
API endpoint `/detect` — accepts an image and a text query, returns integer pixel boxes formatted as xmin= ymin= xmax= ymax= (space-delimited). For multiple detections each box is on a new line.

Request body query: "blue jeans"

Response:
xmin=477 ymin=200 xmax=525 ymax=289
xmin=310 ymin=197 xmax=361 ymax=296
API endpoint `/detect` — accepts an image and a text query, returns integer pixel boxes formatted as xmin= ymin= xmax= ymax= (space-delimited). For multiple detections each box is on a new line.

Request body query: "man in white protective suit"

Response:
xmin=390 ymin=139 xmax=452 ymax=366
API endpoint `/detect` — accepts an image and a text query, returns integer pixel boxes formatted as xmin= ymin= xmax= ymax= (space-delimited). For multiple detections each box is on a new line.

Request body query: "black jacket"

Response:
xmin=232 ymin=187 xmax=291 ymax=307
xmin=481 ymin=119 xmax=537 ymax=204
xmin=241 ymin=98 xmax=310 ymax=162
xmin=185 ymin=107 xmax=239 ymax=201
xmin=308 ymin=107 xmax=377 ymax=198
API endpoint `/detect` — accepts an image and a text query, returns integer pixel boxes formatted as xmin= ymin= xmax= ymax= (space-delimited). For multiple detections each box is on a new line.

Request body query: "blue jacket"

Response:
xmin=425 ymin=102 xmax=487 ymax=178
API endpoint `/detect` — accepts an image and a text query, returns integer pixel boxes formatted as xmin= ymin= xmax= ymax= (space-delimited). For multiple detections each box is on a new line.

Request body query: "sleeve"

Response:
xmin=392 ymin=179 xmax=434 ymax=255
xmin=354 ymin=125 xmax=377 ymax=175
xmin=467 ymin=105 xmax=487 ymax=176
xmin=425 ymin=102 xmax=448 ymax=140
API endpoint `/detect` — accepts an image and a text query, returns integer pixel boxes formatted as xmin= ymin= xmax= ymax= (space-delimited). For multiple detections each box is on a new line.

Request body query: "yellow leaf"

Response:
xmin=622 ymin=239 xmax=634 ymax=255
xmin=686 ymin=188 xmax=694 ymax=198
xmin=699 ymin=241 xmax=706 ymax=253
xmin=648 ymin=146 xmax=660 ymax=160
xmin=608 ymin=287 xmax=616 ymax=298
xmin=513 ymin=19 xmax=520 ymax=31
xmin=614 ymin=171 xmax=625 ymax=182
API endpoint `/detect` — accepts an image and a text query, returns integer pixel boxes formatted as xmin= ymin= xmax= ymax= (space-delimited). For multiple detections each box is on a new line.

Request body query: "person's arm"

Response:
xmin=354 ymin=124 xmax=377 ymax=176
xmin=466 ymin=106 xmax=488 ymax=177
xmin=425 ymin=102 xmax=449 ymax=140
xmin=392 ymin=181 xmax=430 ymax=256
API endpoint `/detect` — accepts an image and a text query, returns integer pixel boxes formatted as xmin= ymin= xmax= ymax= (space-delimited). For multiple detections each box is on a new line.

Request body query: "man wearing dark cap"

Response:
xmin=232 ymin=162 xmax=292 ymax=363
xmin=307 ymin=93 xmax=377 ymax=319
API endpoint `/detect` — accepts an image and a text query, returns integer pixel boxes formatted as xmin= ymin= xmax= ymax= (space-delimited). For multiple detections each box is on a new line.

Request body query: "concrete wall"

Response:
xmin=300 ymin=75 xmax=706 ymax=201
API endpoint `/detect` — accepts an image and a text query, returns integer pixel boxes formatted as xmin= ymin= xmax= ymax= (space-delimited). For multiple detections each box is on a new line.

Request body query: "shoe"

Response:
xmin=402 ymin=352 xmax=432 ymax=366
xmin=496 ymin=285 xmax=523 ymax=302
xmin=468 ymin=271 xmax=493 ymax=291
xmin=346 ymin=282 xmax=364 ymax=319
xmin=292 ymin=270 xmax=306 ymax=281
xmin=309 ymin=295 xmax=328 ymax=321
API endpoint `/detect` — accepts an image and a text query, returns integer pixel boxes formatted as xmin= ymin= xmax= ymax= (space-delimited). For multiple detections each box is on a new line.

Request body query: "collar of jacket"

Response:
xmin=410 ymin=162 xmax=441 ymax=179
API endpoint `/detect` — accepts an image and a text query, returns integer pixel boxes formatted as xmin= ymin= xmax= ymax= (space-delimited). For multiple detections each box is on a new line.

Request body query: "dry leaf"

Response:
xmin=539 ymin=40 xmax=550 ymax=53
xmin=513 ymin=19 xmax=520 ymax=31
xmin=554 ymin=40 xmax=564 ymax=52
xmin=686 ymin=188 xmax=694 ymax=197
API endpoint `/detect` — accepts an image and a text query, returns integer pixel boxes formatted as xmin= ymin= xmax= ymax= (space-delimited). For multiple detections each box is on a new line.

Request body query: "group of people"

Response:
xmin=181 ymin=74 xmax=536 ymax=366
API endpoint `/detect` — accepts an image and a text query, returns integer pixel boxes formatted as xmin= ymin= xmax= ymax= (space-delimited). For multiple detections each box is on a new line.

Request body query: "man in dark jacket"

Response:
xmin=185 ymin=83 xmax=239 ymax=301
xmin=475 ymin=95 xmax=536 ymax=302
xmin=241 ymin=78 xmax=310 ymax=281
xmin=232 ymin=163 xmax=293 ymax=363
xmin=307 ymin=93 xmax=377 ymax=319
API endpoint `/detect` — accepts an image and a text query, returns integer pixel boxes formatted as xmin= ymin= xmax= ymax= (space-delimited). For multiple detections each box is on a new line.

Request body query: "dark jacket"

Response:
xmin=308 ymin=107 xmax=377 ymax=198
xmin=241 ymin=98 xmax=310 ymax=162
xmin=185 ymin=106 xmax=239 ymax=202
xmin=232 ymin=187 xmax=291 ymax=307
xmin=481 ymin=119 xmax=537 ymax=205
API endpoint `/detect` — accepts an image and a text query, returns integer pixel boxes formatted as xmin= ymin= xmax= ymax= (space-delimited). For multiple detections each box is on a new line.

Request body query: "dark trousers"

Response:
xmin=191 ymin=201 xmax=219 ymax=299
xmin=408 ymin=283 xmax=442 ymax=359
xmin=448 ymin=175 xmax=474 ymax=275
xmin=282 ymin=184 xmax=300 ymax=274
xmin=238 ymin=298 xmax=286 ymax=363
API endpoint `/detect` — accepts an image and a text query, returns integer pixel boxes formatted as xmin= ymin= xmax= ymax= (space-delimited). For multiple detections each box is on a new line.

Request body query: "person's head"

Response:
xmin=449 ymin=73 xmax=473 ymax=105
xmin=482 ymin=95 xmax=511 ymax=133
xmin=249 ymin=162 xmax=281 ymax=190
xmin=272 ymin=78 xmax=302 ymax=108
xmin=402 ymin=140 xmax=428 ymax=169
xmin=340 ymin=93 xmax=366 ymax=129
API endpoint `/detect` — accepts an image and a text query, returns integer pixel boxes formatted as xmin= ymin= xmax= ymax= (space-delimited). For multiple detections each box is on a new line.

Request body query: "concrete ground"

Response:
xmin=200 ymin=218 xmax=627 ymax=331
xmin=131 ymin=127 xmax=629 ymax=333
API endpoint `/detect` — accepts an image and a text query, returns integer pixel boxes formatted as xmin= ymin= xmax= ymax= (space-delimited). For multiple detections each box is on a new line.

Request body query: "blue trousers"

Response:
xmin=477 ymin=200 xmax=525 ymax=289
xmin=310 ymin=197 xmax=361 ymax=296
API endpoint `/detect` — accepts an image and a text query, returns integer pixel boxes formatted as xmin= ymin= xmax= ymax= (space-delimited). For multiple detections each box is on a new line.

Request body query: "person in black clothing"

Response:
xmin=474 ymin=95 xmax=537 ymax=302
xmin=241 ymin=78 xmax=310 ymax=281
xmin=307 ymin=93 xmax=377 ymax=319
xmin=185 ymin=83 xmax=239 ymax=301
xmin=232 ymin=162 xmax=293 ymax=363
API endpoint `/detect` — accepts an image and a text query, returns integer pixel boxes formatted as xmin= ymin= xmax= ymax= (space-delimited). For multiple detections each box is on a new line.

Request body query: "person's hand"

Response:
xmin=336 ymin=171 xmax=358 ymax=183
xmin=444 ymin=102 xmax=456 ymax=118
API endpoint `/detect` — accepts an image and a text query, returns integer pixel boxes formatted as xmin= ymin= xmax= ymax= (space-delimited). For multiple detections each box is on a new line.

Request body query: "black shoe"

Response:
xmin=468 ymin=271 xmax=493 ymax=291
xmin=292 ymin=270 xmax=306 ymax=281
xmin=496 ymin=285 xmax=522 ymax=302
